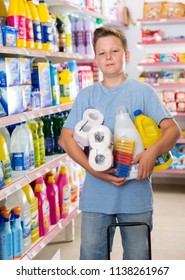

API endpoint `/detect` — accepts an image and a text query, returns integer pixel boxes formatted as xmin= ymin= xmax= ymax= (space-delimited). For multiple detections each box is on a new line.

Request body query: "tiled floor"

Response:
xmin=34 ymin=182 xmax=185 ymax=260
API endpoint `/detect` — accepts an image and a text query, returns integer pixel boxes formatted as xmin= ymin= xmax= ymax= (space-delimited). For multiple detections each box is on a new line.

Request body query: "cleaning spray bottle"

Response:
xmin=133 ymin=109 xmax=173 ymax=171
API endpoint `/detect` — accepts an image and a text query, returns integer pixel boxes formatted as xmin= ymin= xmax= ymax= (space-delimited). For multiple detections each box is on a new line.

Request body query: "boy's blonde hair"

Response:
xmin=93 ymin=27 xmax=128 ymax=53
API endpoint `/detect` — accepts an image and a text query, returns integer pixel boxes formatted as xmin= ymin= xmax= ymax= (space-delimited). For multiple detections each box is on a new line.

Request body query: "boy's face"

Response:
xmin=94 ymin=35 xmax=130 ymax=78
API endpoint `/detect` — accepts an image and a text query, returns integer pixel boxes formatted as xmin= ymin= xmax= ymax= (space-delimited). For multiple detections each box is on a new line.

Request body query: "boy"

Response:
xmin=59 ymin=27 xmax=181 ymax=260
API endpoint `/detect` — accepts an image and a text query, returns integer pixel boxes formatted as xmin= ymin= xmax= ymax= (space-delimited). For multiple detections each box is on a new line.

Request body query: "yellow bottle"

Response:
xmin=37 ymin=0 xmax=53 ymax=51
xmin=22 ymin=184 xmax=40 ymax=243
xmin=134 ymin=109 xmax=173 ymax=171
xmin=24 ymin=0 xmax=34 ymax=49
xmin=27 ymin=0 xmax=42 ymax=50
xmin=0 ymin=134 xmax=12 ymax=185
xmin=7 ymin=0 xmax=26 ymax=48
xmin=36 ymin=118 xmax=46 ymax=165
xmin=58 ymin=69 xmax=73 ymax=104
xmin=27 ymin=121 xmax=41 ymax=168
xmin=0 ymin=0 xmax=8 ymax=26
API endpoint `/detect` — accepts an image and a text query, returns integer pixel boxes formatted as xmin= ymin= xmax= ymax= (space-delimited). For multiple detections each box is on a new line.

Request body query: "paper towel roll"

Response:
xmin=83 ymin=109 xmax=104 ymax=125
xmin=88 ymin=125 xmax=113 ymax=149
xmin=74 ymin=119 xmax=96 ymax=147
xmin=89 ymin=147 xmax=113 ymax=171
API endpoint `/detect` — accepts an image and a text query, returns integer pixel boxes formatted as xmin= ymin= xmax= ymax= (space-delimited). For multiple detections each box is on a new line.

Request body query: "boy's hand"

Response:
xmin=92 ymin=167 xmax=127 ymax=186
xmin=132 ymin=149 xmax=157 ymax=180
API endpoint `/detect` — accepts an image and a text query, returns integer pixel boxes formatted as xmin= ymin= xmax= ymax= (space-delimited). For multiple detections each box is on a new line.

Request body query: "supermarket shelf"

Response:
xmin=0 ymin=154 xmax=69 ymax=201
xmin=137 ymin=17 xmax=185 ymax=25
xmin=0 ymin=103 xmax=73 ymax=128
xmin=48 ymin=0 xmax=124 ymax=28
xmin=20 ymin=207 xmax=80 ymax=260
xmin=0 ymin=46 xmax=94 ymax=61
xmin=138 ymin=62 xmax=185 ymax=67
xmin=153 ymin=169 xmax=185 ymax=178
xmin=148 ymin=83 xmax=185 ymax=89
xmin=137 ymin=39 xmax=185 ymax=46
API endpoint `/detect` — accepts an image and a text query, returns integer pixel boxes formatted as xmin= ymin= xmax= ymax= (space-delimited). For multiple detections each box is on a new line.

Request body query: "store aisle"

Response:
xmin=34 ymin=183 xmax=185 ymax=260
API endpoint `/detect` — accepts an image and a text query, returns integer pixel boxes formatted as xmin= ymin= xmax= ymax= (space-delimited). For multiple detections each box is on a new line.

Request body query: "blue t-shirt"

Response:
xmin=64 ymin=78 xmax=172 ymax=214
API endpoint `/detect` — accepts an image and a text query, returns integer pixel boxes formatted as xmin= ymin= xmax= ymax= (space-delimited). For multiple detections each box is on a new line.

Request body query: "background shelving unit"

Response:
xmin=137 ymin=17 xmax=185 ymax=178
xmin=0 ymin=0 xmax=125 ymax=260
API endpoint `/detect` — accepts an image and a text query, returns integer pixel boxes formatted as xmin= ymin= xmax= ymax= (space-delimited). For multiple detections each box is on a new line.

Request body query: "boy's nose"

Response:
xmin=106 ymin=53 xmax=112 ymax=60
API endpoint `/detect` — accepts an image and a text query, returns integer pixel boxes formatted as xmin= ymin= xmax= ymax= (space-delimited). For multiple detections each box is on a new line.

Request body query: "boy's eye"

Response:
xmin=112 ymin=50 xmax=119 ymax=53
xmin=99 ymin=52 xmax=104 ymax=55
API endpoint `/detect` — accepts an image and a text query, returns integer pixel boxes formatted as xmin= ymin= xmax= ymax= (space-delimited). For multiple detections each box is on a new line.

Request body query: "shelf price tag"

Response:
xmin=39 ymin=242 xmax=45 ymax=249
xmin=58 ymin=222 xmax=63 ymax=230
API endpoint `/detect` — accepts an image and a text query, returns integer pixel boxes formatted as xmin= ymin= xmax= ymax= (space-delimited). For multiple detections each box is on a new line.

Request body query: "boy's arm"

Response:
xmin=59 ymin=127 xmax=127 ymax=186
xmin=133 ymin=118 xmax=181 ymax=180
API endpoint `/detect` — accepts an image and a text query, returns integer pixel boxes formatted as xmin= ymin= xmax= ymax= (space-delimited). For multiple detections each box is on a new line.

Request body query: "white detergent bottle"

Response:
xmin=21 ymin=122 xmax=35 ymax=170
xmin=10 ymin=123 xmax=30 ymax=177
xmin=5 ymin=188 xmax=31 ymax=253
xmin=114 ymin=106 xmax=144 ymax=180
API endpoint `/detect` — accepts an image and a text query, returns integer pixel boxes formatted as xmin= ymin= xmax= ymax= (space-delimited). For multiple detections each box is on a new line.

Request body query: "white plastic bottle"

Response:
xmin=84 ymin=17 xmax=94 ymax=55
xmin=21 ymin=122 xmax=35 ymax=170
xmin=114 ymin=106 xmax=144 ymax=180
xmin=76 ymin=17 xmax=85 ymax=54
xmin=10 ymin=124 xmax=30 ymax=177
xmin=62 ymin=15 xmax=72 ymax=53
xmin=5 ymin=188 xmax=31 ymax=253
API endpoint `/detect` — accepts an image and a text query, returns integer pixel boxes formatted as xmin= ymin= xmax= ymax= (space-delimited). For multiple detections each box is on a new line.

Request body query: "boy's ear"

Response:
xmin=125 ymin=50 xmax=130 ymax=62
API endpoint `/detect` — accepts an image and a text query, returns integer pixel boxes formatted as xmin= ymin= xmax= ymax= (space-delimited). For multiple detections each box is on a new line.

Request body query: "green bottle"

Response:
xmin=42 ymin=116 xmax=55 ymax=156
xmin=52 ymin=113 xmax=65 ymax=154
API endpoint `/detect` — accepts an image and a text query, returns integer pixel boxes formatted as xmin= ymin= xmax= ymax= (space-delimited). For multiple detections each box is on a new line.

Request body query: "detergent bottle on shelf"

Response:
xmin=0 ymin=127 xmax=11 ymax=153
xmin=0 ymin=0 xmax=8 ymax=26
xmin=34 ymin=181 xmax=50 ymax=236
xmin=46 ymin=175 xmax=60 ymax=225
xmin=5 ymin=188 xmax=31 ymax=252
xmin=56 ymin=165 xmax=71 ymax=219
xmin=37 ymin=0 xmax=53 ymax=51
xmin=0 ymin=210 xmax=13 ymax=260
xmin=35 ymin=118 xmax=46 ymax=165
xmin=24 ymin=0 xmax=34 ymax=49
xmin=0 ymin=134 xmax=12 ymax=186
xmin=22 ymin=184 xmax=39 ymax=243
xmin=134 ymin=109 xmax=173 ymax=171
xmin=27 ymin=0 xmax=42 ymax=50
xmin=7 ymin=0 xmax=26 ymax=48
xmin=10 ymin=206 xmax=23 ymax=259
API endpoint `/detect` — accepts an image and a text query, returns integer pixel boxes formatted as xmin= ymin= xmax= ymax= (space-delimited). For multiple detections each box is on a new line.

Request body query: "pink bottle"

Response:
xmin=35 ymin=176 xmax=47 ymax=194
xmin=56 ymin=165 xmax=71 ymax=219
xmin=46 ymin=175 xmax=60 ymax=225
xmin=34 ymin=181 xmax=50 ymax=236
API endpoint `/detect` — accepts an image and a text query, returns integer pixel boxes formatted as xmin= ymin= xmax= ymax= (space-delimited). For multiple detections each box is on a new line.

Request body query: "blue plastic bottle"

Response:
xmin=11 ymin=207 xmax=23 ymax=259
xmin=49 ymin=61 xmax=60 ymax=106
xmin=0 ymin=210 xmax=13 ymax=260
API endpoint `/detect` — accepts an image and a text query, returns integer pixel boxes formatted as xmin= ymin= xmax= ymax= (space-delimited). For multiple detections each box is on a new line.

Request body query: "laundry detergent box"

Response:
xmin=20 ymin=57 xmax=31 ymax=85
xmin=0 ymin=57 xmax=20 ymax=87
xmin=31 ymin=62 xmax=52 ymax=108
xmin=22 ymin=85 xmax=32 ymax=112
xmin=0 ymin=86 xmax=23 ymax=115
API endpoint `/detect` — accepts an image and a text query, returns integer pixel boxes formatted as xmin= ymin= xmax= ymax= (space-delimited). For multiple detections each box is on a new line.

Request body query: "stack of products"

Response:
xmin=113 ymin=137 xmax=135 ymax=177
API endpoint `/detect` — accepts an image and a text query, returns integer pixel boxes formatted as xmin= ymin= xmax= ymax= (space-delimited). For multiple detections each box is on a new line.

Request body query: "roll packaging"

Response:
xmin=83 ymin=109 xmax=104 ymax=125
